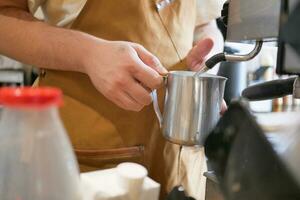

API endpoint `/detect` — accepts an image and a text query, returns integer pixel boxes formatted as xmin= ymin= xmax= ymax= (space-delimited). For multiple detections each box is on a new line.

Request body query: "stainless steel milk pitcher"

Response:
xmin=152 ymin=71 xmax=227 ymax=146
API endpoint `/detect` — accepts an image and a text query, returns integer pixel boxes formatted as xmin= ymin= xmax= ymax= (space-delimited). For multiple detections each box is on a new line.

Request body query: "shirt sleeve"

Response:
xmin=196 ymin=0 xmax=226 ymax=26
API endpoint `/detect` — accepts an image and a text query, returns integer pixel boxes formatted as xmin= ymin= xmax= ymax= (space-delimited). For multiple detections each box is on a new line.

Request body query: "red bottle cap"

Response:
xmin=0 ymin=87 xmax=63 ymax=108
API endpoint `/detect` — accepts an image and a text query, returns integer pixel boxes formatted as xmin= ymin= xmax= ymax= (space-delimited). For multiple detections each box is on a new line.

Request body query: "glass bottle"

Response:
xmin=0 ymin=87 xmax=82 ymax=200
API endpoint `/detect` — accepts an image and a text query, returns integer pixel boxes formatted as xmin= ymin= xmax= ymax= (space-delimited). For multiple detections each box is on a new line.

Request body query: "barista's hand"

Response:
xmin=221 ymin=100 xmax=227 ymax=115
xmin=186 ymin=38 xmax=214 ymax=71
xmin=187 ymin=38 xmax=227 ymax=114
xmin=84 ymin=40 xmax=168 ymax=111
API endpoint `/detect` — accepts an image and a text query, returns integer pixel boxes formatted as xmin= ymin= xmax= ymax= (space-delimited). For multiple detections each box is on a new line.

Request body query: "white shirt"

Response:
xmin=28 ymin=0 xmax=225 ymax=27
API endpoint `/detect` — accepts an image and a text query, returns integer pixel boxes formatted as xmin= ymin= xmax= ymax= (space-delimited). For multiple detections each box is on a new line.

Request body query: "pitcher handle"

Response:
xmin=151 ymin=90 xmax=163 ymax=128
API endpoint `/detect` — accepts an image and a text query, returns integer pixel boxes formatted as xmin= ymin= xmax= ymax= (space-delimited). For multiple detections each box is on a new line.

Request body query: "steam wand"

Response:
xmin=194 ymin=41 xmax=263 ymax=76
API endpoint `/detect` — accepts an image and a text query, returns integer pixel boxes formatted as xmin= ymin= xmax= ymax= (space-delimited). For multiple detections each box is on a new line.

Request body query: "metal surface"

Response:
xmin=217 ymin=60 xmax=247 ymax=104
xmin=282 ymin=44 xmax=300 ymax=74
xmin=194 ymin=41 xmax=262 ymax=76
xmin=293 ymin=77 xmax=300 ymax=98
xmin=194 ymin=65 xmax=210 ymax=76
xmin=194 ymin=54 xmax=226 ymax=76
xmin=277 ymin=0 xmax=300 ymax=75
xmin=226 ymin=0 xmax=281 ymax=42
xmin=0 ymin=70 xmax=24 ymax=85
xmin=153 ymin=71 xmax=227 ymax=146
xmin=224 ymin=41 xmax=263 ymax=62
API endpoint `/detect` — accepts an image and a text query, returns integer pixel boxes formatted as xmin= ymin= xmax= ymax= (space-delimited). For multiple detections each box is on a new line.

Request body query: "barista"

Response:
xmin=0 ymin=0 xmax=225 ymax=199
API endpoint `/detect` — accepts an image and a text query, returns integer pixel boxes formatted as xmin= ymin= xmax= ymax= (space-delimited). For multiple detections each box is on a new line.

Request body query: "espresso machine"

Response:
xmin=203 ymin=0 xmax=300 ymax=200
xmin=165 ymin=1 xmax=300 ymax=199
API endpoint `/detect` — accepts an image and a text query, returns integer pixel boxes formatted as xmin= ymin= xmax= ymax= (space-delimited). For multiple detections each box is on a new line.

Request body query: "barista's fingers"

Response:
xmin=126 ymin=79 xmax=152 ymax=106
xmin=130 ymin=53 xmax=164 ymax=90
xmin=114 ymin=91 xmax=143 ymax=112
xmin=195 ymin=38 xmax=214 ymax=58
xmin=187 ymin=38 xmax=214 ymax=71
xmin=132 ymin=43 xmax=168 ymax=75
xmin=220 ymin=99 xmax=227 ymax=115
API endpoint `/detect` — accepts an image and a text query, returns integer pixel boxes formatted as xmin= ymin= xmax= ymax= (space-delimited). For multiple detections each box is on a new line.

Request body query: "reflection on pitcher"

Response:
xmin=152 ymin=71 xmax=227 ymax=146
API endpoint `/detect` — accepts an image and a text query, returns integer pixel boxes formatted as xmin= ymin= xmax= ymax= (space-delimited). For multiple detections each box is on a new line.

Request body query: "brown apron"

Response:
xmin=39 ymin=0 xmax=198 ymax=197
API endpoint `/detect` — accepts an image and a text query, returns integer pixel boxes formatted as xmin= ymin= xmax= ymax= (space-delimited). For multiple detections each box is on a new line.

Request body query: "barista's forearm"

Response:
xmin=0 ymin=7 xmax=98 ymax=73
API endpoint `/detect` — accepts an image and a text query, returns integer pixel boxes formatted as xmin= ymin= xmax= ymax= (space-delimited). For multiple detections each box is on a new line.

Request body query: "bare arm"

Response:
xmin=0 ymin=0 xmax=92 ymax=72
xmin=0 ymin=0 xmax=167 ymax=111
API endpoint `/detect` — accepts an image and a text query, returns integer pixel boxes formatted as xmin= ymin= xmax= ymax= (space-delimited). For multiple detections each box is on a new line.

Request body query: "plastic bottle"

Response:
xmin=0 ymin=87 xmax=82 ymax=200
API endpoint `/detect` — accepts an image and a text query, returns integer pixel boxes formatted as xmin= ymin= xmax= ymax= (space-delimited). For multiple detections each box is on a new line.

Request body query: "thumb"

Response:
xmin=187 ymin=38 xmax=214 ymax=70
xmin=195 ymin=38 xmax=214 ymax=59
xmin=132 ymin=44 xmax=168 ymax=75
